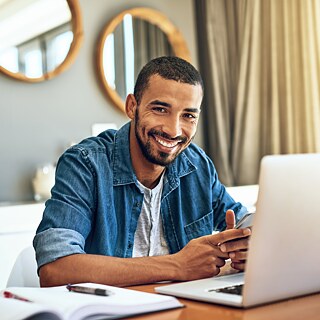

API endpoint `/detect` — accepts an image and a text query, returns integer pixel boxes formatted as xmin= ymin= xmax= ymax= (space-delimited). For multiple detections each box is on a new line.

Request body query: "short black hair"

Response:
xmin=133 ymin=56 xmax=204 ymax=105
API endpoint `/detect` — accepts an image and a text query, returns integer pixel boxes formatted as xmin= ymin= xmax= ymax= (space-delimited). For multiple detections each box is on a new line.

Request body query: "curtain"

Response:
xmin=195 ymin=0 xmax=320 ymax=186
xmin=132 ymin=19 xmax=174 ymax=82
xmin=112 ymin=18 xmax=174 ymax=100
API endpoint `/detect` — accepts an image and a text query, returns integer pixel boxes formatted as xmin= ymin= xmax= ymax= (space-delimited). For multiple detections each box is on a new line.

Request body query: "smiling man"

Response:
xmin=34 ymin=56 xmax=250 ymax=287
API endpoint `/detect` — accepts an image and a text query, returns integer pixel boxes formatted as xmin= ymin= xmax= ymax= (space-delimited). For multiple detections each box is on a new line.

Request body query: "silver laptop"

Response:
xmin=155 ymin=154 xmax=320 ymax=308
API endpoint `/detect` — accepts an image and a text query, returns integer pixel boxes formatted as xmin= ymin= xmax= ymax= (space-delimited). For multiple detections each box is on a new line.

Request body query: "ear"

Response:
xmin=125 ymin=94 xmax=137 ymax=119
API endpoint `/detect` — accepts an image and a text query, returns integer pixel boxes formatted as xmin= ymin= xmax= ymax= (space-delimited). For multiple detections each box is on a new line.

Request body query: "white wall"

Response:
xmin=0 ymin=0 xmax=202 ymax=202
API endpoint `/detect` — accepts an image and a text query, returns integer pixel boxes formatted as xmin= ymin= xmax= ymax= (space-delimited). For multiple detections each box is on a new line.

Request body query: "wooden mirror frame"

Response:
xmin=0 ymin=0 xmax=83 ymax=83
xmin=97 ymin=7 xmax=191 ymax=114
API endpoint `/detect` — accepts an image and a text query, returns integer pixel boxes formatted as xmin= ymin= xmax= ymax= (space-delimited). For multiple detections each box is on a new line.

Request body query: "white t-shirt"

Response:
xmin=132 ymin=173 xmax=169 ymax=257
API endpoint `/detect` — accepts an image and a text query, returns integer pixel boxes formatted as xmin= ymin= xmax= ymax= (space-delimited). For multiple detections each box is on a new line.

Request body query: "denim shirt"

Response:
xmin=33 ymin=122 xmax=246 ymax=269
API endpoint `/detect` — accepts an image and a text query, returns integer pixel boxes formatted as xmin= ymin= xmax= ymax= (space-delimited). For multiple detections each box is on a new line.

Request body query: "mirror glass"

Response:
xmin=97 ymin=8 xmax=191 ymax=113
xmin=0 ymin=0 xmax=83 ymax=82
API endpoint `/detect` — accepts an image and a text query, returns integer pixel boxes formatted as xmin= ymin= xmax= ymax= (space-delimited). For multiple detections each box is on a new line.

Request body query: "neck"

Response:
xmin=137 ymin=168 xmax=165 ymax=189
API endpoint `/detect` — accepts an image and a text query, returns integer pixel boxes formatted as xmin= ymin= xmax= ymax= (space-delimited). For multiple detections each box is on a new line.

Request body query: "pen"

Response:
xmin=3 ymin=291 xmax=32 ymax=302
xmin=66 ymin=284 xmax=113 ymax=296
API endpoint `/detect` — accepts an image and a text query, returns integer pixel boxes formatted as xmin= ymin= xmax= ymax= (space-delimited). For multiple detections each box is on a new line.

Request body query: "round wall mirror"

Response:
xmin=0 ymin=0 xmax=83 ymax=82
xmin=97 ymin=7 xmax=191 ymax=113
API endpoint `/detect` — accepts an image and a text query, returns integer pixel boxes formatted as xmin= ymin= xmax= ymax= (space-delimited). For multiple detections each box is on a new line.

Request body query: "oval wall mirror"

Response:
xmin=97 ymin=7 xmax=191 ymax=113
xmin=0 ymin=0 xmax=83 ymax=82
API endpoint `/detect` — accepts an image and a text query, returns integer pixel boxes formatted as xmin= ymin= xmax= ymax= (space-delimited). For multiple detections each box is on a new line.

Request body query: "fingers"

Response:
xmin=174 ymin=239 xmax=228 ymax=280
xmin=229 ymin=247 xmax=248 ymax=272
xmin=211 ymin=266 xmax=221 ymax=277
xmin=203 ymin=237 xmax=229 ymax=259
xmin=229 ymin=250 xmax=247 ymax=261
xmin=214 ymin=256 xmax=226 ymax=268
xmin=225 ymin=210 xmax=236 ymax=230
xmin=181 ymin=230 xmax=250 ymax=280
xmin=219 ymin=237 xmax=249 ymax=253
xmin=205 ymin=228 xmax=251 ymax=246
xmin=231 ymin=261 xmax=246 ymax=271
xmin=209 ymin=257 xmax=226 ymax=276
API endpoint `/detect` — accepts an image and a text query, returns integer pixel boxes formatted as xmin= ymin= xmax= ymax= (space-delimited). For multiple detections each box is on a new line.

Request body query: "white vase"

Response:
xmin=32 ymin=164 xmax=56 ymax=201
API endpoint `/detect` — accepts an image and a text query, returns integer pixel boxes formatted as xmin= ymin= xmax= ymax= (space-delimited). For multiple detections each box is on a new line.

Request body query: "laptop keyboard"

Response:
xmin=209 ymin=284 xmax=243 ymax=295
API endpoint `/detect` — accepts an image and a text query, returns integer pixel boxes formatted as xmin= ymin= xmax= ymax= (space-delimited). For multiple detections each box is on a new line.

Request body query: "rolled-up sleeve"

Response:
xmin=33 ymin=228 xmax=85 ymax=270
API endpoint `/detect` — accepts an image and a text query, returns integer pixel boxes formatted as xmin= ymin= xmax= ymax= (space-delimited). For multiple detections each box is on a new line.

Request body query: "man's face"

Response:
xmin=129 ymin=75 xmax=203 ymax=167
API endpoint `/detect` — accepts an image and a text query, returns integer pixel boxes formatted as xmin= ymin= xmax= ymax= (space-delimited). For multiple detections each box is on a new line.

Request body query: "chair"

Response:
xmin=6 ymin=246 xmax=40 ymax=287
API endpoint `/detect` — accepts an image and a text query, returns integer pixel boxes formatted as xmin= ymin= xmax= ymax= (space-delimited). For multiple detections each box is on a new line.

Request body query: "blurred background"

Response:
xmin=0 ymin=0 xmax=319 ymax=202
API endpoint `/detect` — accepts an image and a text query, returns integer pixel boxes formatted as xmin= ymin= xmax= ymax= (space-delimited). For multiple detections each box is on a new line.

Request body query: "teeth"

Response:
xmin=155 ymin=136 xmax=180 ymax=148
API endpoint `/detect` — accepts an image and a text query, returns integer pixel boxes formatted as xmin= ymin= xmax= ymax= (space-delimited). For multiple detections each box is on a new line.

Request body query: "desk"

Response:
xmin=128 ymin=283 xmax=320 ymax=320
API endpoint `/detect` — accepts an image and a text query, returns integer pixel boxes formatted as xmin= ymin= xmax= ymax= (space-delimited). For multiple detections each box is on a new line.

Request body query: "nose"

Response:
xmin=161 ymin=115 xmax=183 ymax=139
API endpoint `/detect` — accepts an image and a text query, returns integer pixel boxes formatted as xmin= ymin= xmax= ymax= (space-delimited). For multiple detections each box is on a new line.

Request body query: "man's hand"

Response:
xmin=223 ymin=209 xmax=250 ymax=271
xmin=173 ymin=228 xmax=251 ymax=281
xmin=39 ymin=210 xmax=250 ymax=287
xmin=39 ymin=226 xmax=251 ymax=287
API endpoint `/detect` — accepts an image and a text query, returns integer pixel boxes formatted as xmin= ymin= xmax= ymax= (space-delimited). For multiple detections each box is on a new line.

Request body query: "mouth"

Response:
xmin=153 ymin=134 xmax=182 ymax=151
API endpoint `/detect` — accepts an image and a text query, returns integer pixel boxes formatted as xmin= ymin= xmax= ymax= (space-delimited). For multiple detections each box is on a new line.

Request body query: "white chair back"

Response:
xmin=6 ymin=246 xmax=39 ymax=287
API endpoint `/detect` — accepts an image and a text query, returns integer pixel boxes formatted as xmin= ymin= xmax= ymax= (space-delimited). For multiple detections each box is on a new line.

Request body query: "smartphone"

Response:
xmin=235 ymin=212 xmax=255 ymax=229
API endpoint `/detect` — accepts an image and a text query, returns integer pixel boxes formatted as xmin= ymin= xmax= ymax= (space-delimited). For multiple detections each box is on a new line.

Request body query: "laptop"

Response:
xmin=155 ymin=153 xmax=320 ymax=308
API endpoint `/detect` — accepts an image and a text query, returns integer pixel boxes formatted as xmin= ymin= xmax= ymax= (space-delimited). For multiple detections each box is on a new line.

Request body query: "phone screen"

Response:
xmin=235 ymin=212 xmax=255 ymax=229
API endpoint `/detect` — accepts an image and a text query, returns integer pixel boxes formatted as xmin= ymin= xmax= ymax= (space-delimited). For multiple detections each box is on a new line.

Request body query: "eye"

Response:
xmin=183 ymin=113 xmax=197 ymax=119
xmin=152 ymin=107 xmax=167 ymax=113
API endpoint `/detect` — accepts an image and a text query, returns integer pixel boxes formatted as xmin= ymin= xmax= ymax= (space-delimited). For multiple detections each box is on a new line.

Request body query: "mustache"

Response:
xmin=148 ymin=129 xmax=188 ymax=143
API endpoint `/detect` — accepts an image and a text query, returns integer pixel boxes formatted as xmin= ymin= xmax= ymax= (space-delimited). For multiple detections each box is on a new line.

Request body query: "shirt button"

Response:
xmin=128 ymin=243 xmax=132 ymax=249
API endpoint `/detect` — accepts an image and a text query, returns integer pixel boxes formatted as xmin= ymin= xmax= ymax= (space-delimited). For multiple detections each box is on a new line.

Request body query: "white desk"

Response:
xmin=0 ymin=202 xmax=44 ymax=289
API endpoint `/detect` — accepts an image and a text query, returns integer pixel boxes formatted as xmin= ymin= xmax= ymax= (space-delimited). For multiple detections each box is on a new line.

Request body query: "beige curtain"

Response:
xmin=196 ymin=0 xmax=320 ymax=186
xmin=132 ymin=19 xmax=174 ymax=82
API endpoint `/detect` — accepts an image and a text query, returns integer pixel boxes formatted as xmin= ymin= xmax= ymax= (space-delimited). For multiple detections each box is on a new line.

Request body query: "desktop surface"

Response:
xmin=128 ymin=283 xmax=320 ymax=320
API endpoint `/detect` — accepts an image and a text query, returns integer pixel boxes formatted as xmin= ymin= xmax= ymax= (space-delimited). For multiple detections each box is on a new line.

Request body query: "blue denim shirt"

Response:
xmin=33 ymin=122 xmax=246 ymax=269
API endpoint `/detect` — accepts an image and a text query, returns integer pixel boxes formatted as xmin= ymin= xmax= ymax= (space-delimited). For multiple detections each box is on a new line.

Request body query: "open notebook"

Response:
xmin=1 ymin=282 xmax=183 ymax=320
xmin=156 ymin=153 xmax=320 ymax=307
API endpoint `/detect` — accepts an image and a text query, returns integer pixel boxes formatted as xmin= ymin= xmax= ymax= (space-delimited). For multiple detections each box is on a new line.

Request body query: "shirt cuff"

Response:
xmin=33 ymin=228 xmax=85 ymax=271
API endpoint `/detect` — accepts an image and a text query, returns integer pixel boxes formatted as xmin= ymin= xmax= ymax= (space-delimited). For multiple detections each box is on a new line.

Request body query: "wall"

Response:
xmin=0 ymin=0 xmax=202 ymax=202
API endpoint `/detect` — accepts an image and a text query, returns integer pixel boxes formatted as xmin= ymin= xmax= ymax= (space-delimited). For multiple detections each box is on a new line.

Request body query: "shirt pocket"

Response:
xmin=184 ymin=211 xmax=213 ymax=241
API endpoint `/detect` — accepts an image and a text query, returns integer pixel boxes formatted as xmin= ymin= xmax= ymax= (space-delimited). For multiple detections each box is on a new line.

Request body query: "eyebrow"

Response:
xmin=150 ymin=100 xmax=201 ymax=113
xmin=150 ymin=100 xmax=171 ymax=107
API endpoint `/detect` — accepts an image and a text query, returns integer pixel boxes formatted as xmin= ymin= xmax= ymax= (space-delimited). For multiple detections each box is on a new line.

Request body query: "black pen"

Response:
xmin=66 ymin=284 xmax=113 ymax=296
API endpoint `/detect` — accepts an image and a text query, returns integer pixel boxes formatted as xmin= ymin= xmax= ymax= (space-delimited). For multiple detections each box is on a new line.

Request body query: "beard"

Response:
xmin=134 ymin=109 xmax=191 ymax=167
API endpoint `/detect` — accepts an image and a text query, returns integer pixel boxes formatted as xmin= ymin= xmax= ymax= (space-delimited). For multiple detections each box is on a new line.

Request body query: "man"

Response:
xmin=34 ymin=56 xmax=250 ymax=287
